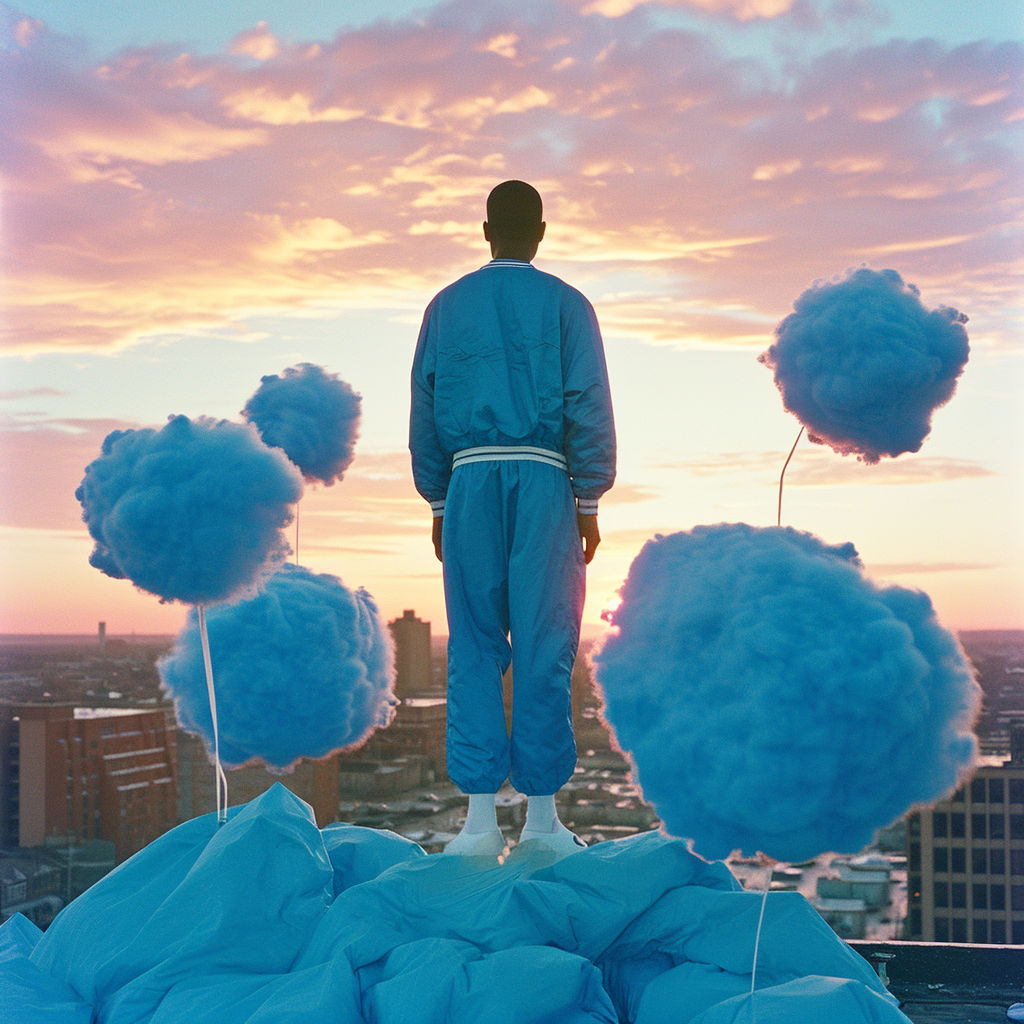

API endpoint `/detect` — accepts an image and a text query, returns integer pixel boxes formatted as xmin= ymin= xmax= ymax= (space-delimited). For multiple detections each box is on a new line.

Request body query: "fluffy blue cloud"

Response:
xmin=243 ymin=364 xmax=361 ymax=486
xmin=759 ymin=269 xmax=969 ymax=464
xmin=158 ymin=563 xmax=396 ymax=772
xmin=75 ymin=415 xmax=303 ymax=605
xmin=594 ymin=523 xmax=980 ymax=862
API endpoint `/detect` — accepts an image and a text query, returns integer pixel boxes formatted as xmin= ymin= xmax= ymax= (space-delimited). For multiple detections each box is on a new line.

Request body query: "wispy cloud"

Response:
xmin=867 ymin=562 xmax=1002 ymax=576
xmin=2 ymin=2 xmax=1020 ymax=353
xmin=652 ymin=450 xmax=996 ymax=485
xmin=597 ymin=482 xmax=661 ymax=504
xmin=0 ymin=387 xmax=69 ymax=400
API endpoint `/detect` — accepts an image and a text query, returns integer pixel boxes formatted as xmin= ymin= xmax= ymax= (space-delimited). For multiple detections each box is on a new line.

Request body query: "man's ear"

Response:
xmin=537 ymin=222 xmax=546 ymax=243
xmin=483 ymin=221 xmax=491 ymax=242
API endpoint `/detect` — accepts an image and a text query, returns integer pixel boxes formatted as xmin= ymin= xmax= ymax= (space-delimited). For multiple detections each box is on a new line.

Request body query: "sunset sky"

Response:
xmin=1 ymin=0 xmax=1021 ymax=637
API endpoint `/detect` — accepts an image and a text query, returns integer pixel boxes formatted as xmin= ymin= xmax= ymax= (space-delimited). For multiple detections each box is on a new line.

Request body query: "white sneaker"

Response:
xmin=517 ymin=821 xmax=587 ymax=858
xmin=442 ymin=827 xmax=506 ymax=857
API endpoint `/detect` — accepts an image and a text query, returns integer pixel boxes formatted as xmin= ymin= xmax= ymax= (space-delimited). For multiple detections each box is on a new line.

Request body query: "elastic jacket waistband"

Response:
xmin=452 ymin=446 xmax=568 ymax=472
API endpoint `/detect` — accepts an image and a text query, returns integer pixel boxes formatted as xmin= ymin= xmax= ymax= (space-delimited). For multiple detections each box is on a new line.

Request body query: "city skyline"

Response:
xmin=1 ymin=0 xmax=1022 ymax=636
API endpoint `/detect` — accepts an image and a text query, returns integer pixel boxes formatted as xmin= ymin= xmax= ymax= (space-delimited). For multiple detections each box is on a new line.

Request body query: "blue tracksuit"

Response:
xmin=410 ymin=258 xmax=615 ymax=795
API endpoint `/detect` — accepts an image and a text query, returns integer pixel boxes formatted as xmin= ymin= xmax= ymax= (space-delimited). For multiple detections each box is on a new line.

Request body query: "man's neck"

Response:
xmin=489 ymin=243 xmax=537 ymax=263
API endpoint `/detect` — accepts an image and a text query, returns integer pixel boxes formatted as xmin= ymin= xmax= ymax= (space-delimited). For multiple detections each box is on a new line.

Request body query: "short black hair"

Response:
xmin=486 ymin=180 xmax=543 ymax=241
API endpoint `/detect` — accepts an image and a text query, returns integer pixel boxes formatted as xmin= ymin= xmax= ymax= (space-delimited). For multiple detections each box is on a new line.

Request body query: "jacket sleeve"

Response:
xmin=409 ymin=297 xmax=450 ymax=517
xmin=561 ymin=288 xmax=616 ymax=514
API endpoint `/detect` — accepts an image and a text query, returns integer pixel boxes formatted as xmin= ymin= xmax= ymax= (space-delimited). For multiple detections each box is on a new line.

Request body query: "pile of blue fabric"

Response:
xmin=2 ymin=785 xmax=910 ymax=1023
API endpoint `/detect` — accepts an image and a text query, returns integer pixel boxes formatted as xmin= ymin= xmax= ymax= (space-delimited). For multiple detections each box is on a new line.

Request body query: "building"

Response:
xmin=0 ymin=703 xmax=177 ymax=863
xmin=353 ymin=697 xmax=447 ymax=778
xmin=389 ymin=610 xmax=432 ymax=699
xmin=907 ymin=724 xmax=1024 ymax=943
xmin=176 ymin=731 xmax=341 ymax=828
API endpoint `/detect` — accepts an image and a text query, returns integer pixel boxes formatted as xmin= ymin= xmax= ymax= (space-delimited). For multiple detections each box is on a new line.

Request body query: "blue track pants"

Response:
xmin=442 ymin=459 xmax=585 ymax=795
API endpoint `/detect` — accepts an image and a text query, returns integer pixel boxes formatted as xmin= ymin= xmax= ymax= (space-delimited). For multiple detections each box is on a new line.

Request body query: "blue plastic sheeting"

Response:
xmin=1 ymin=785 xmax=911 ymax=1024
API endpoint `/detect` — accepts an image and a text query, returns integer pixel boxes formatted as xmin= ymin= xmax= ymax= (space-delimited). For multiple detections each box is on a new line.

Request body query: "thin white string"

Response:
xmin=749 ymin=866 xmax=771 ymax=1011
xmin=197 ymin=605 xmax=228 ymax=825
xmin=777 ymin=425 xmax=804 ymax=527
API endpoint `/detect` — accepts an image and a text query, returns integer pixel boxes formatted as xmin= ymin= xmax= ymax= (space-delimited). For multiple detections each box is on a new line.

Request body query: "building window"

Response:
xmin=950 ymin=812 xmax=965 ymax=838
xmin=1013 ymin=885 xmax=1024 ymax=911
xmin=909 ymin=842 xmax=921 ymax=872
xmin=909 ymin=875 xmax=921 ymax=903
xmin=991 ymin=849 xmax=1005 ymax=875
xmin=934 ymin=917 xmax=949 ymax=942
xmin=991 ymin=813 xmax=1005 ymax=840
xmin=952 ymin=787 xmax=965 ymax=803
xmin=951 ymin=917 xmax=967 ymax=943
xmin=971 ymin=813 xmax=986 ymax=839
xmin=908 ymin=812 xmax=920 ymax=837
xmin=972 ymin=847 xmax=987 ymax=875
xmin=933 ymin=847 xmax=948 ymax=872
xmin=1011 ymin=814 xmax=1024 ymax=840
xmin=1013 ymin=850 xmax=1024 ymax=876
xmin=1014 ymin=921 xmax=1024 ymax=945
xmin=971 ymin=777 xmax=986 ymax=803
xmin=934 ymin=881 xmax=949 ymax=908
xmin=991 ymin=884 xmax=1005 ymax=910
xmin=973 ymin=882 xmax=988 ymax=909
xmin=933 ymin=812 xmax=948 ymax=838
xmin=950 ymin=847 xmax=966 ymax=874
xmin=908 ymin=907 xmax=922 ymax=936
xmin=991 ymin=919 xmax=1006 ymax=943
xmin=972 ymin=918 xmax=988 ymax=944
xmin=951 ymin=882 xmax=966 ymax=909
xmin=1009 ymin=778 xmax=1024 ymax=804
xmin=989 ymin=778 xmax=1004 ymax=803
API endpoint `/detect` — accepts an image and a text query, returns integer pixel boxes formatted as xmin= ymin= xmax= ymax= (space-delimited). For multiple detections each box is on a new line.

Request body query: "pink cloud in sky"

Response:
xmin=1 ymin=1 xmax=1021 ymax=353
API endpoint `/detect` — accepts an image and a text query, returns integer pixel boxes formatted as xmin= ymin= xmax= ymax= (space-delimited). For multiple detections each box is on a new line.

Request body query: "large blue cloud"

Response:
xmin=759 ymin=268 xmax=969 ymax=464
xmin=158 ymin=563 xmax=396 ymax=772
xmin=594 ymin=523 xmax=980 ymax=863
xmin=242 ymin=363 xmax=361 ymax=486
xmin=75 ymin=416 xmax=303 ymax=605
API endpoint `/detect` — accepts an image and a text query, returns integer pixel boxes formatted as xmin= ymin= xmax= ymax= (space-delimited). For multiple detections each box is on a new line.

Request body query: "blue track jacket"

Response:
xmin=410 ymin=259 xmax=616 ymax=513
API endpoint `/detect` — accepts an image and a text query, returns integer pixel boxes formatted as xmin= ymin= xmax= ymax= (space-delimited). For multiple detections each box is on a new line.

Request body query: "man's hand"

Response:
xmin=577 ymin=513 xmax=600 ymax=564
xmin=432 ymin=516 xmax=443 ymax=563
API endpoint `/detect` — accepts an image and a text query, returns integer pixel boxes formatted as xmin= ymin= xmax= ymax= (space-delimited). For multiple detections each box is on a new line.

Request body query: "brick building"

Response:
xmin=0 ymin=703 xmax=177 ymax=863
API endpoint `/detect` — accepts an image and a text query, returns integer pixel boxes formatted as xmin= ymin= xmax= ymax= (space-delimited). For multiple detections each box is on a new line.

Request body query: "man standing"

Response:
xmin=410 ymin=180 xmax=615 ymax=857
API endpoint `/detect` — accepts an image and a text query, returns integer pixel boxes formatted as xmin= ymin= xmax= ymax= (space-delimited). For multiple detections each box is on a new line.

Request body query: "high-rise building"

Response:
xmin=0 ymin=703 xmax=178 ymax=863
xmin=907 ymin=725 xmax=1024 ymax=944
xmin=389 ymin=610 xmax=432 ymax=698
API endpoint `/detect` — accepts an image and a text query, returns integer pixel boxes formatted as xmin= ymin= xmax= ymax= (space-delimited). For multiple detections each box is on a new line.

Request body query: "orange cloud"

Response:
xmin=2 ymin=6 xmax=1020 ymax=354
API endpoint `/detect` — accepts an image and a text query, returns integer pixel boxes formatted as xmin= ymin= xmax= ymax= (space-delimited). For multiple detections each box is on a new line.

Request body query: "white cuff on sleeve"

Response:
xmin=576 ymin=497 xmax=599 ymax=515
xmin=430 ymin=499 xmax=446 ymax=518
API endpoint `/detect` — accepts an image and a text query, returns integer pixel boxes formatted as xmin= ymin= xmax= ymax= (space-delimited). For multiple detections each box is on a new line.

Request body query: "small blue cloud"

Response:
xmin=759 ymin=268 xmax=969 ymax=463
xmin=158 ymin=564 xmax=396 ymax=772
xmin=243 ymin=363 xmax=361 ymax=486
xmin=75 ymin=415 xmax=303 ymax=605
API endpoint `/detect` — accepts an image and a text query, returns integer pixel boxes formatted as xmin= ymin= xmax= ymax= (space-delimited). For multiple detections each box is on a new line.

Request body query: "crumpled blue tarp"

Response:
xmin=1 ymin=784 xmax=910 ymax=1023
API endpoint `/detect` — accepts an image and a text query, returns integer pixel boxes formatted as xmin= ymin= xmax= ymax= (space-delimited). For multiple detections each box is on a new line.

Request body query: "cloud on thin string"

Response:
xmin=2 ymin=2 xmax=1020 ymax=353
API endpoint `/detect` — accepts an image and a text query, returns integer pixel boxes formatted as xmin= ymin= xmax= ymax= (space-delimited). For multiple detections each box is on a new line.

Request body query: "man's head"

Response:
xmin=484 ymin=180 xmax=545 ymax=260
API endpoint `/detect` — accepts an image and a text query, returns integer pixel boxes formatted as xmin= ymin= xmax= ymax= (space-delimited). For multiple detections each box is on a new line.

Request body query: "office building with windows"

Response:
xmin=906 ymin=726 xmax=1024 ymax=943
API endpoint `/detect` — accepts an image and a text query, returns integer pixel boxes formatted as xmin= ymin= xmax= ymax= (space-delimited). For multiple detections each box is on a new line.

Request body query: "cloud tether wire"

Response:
xmin=76 ymin=415 xmax=303 ymax=605
xmin=159 ymin=564 xmax=396 ymax=772
xmin=243 ymin=363 xmax=361 ymax=486
xmin=595 ymin=523 xmax=980 ymax=863
xmin=759 ymin=268 xmax=969 ymax=464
